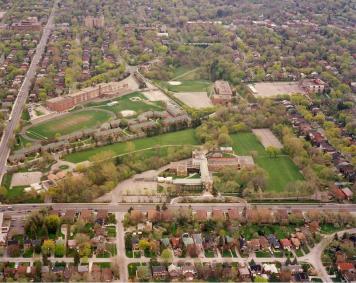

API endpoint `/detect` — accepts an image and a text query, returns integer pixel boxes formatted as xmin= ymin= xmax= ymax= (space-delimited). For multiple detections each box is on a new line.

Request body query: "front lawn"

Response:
xmin=204 ymin=249 xmax=215 ymax=258
xmin=106 ymin=226 xmax=116 ymax=238
xmin=255 ymin=250 xmax=271 ymax=258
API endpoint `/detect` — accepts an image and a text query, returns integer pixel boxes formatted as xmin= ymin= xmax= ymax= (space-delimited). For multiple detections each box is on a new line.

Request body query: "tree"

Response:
xmin=266 ymin=146 xmax=279 ymax=158
xmin=54 ymin=242 xmax=65 ymax=257
xmin=41 ymin=240 xmax=55 ymax=256
xmin=138 ymin=239 xmax=150 ymax=251
xmin=160 ymin=248 xmax=173 ymax=264
xmin=44 ymin=214 xmax=61 ymax=234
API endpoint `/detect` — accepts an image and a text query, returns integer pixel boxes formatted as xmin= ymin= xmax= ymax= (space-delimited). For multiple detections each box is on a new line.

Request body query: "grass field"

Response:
xmin=26 ymin=109 xmax=112 ymax=140
xmin=88 ymin=92 xmax=164 ymax=115
xmin=231 ymin=132 xmax=304 ymax=192
xmin=64 ymin=129 xmax=199 ymax=163
xmin=159 ymin=80 xmax=212 ymax=92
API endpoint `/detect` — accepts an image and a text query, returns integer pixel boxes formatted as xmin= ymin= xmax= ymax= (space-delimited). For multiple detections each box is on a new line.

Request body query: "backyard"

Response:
xmin=64 ymin=128 xmax=199 ymax=163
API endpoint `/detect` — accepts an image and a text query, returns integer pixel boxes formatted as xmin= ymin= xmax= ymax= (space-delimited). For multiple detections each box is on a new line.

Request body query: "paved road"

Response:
xmin=299 ymin=228 xmax=356 ymax=282
xmin=1 ymin=202 xmax=356 ymax=215
xmin=0 ymin=1 xmax=58 ymax=184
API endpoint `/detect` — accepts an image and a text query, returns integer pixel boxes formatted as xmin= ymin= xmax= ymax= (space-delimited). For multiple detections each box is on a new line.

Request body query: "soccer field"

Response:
xmin=26 ymin=109 xmax=113 ymax=140
xmin=64 ymin=129 xmax=199 ymax=163
xmin=231 ymin=132 xmax=304 ymax=192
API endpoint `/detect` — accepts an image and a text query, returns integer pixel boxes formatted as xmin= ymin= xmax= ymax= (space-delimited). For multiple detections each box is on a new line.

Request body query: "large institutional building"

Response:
xmin=211 ymin=80 xmax=233 ymax=105
xmin=165 ymin=148 xmax=254 ymax=192
xmin=46 ymin=82 xmax=129 ymax=112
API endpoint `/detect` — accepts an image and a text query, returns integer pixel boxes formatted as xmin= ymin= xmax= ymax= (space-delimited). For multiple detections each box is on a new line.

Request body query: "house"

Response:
xmin=294 ymin=272 xmax=309 ymax=282
xmin=78 ymin=265 xmax=89 ymax=273
xmin=192 ymin=233 xmax=203 ymax=248
xmin=263 ymin=264 xmax=278 ymax=274
xmin=239 ymin=237 xmax=248 ymax=253
xmin=331 ymin=187 xmax=347 ymax=201
xmin=101 ymin=268 xmax=113 ymax=282
xmin=295 ymin=232 xmax=306 ymax=243
xmin=203 ymin=234 xmax=216 ymax=250
xmin=291 ymin=237 xmax=301 ymax=249
xmin=130 ymin=210 xmax=144 ymax=223
xmin=227 ymin=208 xmax=240 ymax=221
xmin=171 ymin=237 xmax=181 ymax=249
xmin=182 ymin=265 xmax=197 ymax=281
xmin=80 ymin=209 xmax=92 ymax=222
xmin=195 ymin=210 xmax=208 ymax=222
xmin=238 ymin=265 xmax=251 ymax=281
xmin=161 ymin=237 xmax=170 ymax=248
xmin=182 ymin=234 xmax=194 ymax=247
xmin=63 ymin=209 xmax=76 ymax=223
xmin=151 ymin=265 xmax=168 ymax=280
xmin=335 ymin=251 xmax=347 ymax=264
xmin=247 ymin=239 xmax=261 ymax=251
xmin=308 ymin=221 xmax=320 ymax=233
xmin=284 ymin=265 xmax=303 ymax=274
xmin=280 ymin=239 xmax=292 ymax=250
xmin=161 ymin=209 xmax=174 ymax=222
xmin=67 ymin=239 xmax=77 ymax=249
xmin=96 ymin=210 xmax=108 ymax=225
xmin=147 ymin=210 xmax=160 ymax=222
xmin=259 ymin=236 xmax=270 ymax=250
xmin=275 ymin=209 xmax=289 ymax=224
xmin=249 ymin=263 xmax=262 ymax=275
xmin=267 ymin=234 xmax=280 ymax=249
xmin=338 ymin=263 xmax=355 ymax=273
xmin=341 ymin=187 xmax=353 ymax=200
xmin=168 ymin=264 xmax=181 ymax=279
xmin=211 ymin=209 xmax=225 ymax=221
xmin=342 ymin=270 xmax=356 ymax=283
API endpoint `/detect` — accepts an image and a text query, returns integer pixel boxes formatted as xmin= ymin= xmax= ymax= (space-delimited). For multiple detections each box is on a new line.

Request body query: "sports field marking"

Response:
xmin=129 ymin=96 xmax=142 ymax=102
xmin=27 ymin=130 xmax=48 ymax=140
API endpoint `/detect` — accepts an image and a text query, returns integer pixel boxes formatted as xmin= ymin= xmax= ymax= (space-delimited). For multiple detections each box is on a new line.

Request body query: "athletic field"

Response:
xmin=64 ymin=129 xmax=199 ymax=163
xmin=26 ymin=109 xmax=112 ymax=140
xmin=231 ymin=132 xmax=304 ymax=192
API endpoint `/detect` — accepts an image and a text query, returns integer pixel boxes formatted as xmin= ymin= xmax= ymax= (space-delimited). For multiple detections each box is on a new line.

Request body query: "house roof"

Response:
xmin=211 ymin=209 xmax=224 ymax=221
xmin=96 ymin=209 xmax=108 ymax=220
xmin=80 ymin=209 xmax=92 ymax=221
xmin=195 ymin=210 xmax=208 ymax=221
xmin=147 ymin=209 xmax=160 ymax=221
xmin=291 ymin=237 xmax=301 ymax=247
xmin=338 ymin=262 xmax=354 ymax=272
xmin=227 ymin=208 xmax=239 ymax=220
xmin=280 ymin=238 xmax=292 ymax=248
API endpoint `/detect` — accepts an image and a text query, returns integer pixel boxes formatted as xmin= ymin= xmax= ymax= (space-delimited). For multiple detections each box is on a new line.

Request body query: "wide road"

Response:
xmin=1 ymin=202 xmax=356 ymax=215
xmin=0 ymin=1 xmax=58 ymax=184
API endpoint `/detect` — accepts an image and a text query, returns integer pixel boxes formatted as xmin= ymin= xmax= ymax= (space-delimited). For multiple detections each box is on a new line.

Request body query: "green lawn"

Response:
xmin=89 ymin=92 xmax=164 ymax=115
xmin=231 ymin=132 xmax=304 ymax=193
xmin=64 ymin=129 xmax=198 ymax=163
xmin=160 ymin=80 xmax=211 ymax=92
xmin=256 ymin=156 xmax=304 ymax=193
xmin=26 ymin=109 xmax=112 ymax=139
xmin=231 ymin=132 xmax=266 ymax=156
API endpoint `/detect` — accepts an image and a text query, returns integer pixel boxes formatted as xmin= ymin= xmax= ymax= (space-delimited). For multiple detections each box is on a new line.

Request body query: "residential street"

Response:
xmin=0 ymin=1 xmax=58 ymax=184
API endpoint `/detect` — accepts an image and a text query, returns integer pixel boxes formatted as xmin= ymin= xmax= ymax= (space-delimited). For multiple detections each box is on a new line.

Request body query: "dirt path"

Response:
xmin=172 ymin=67 xmax=199 ymax=81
